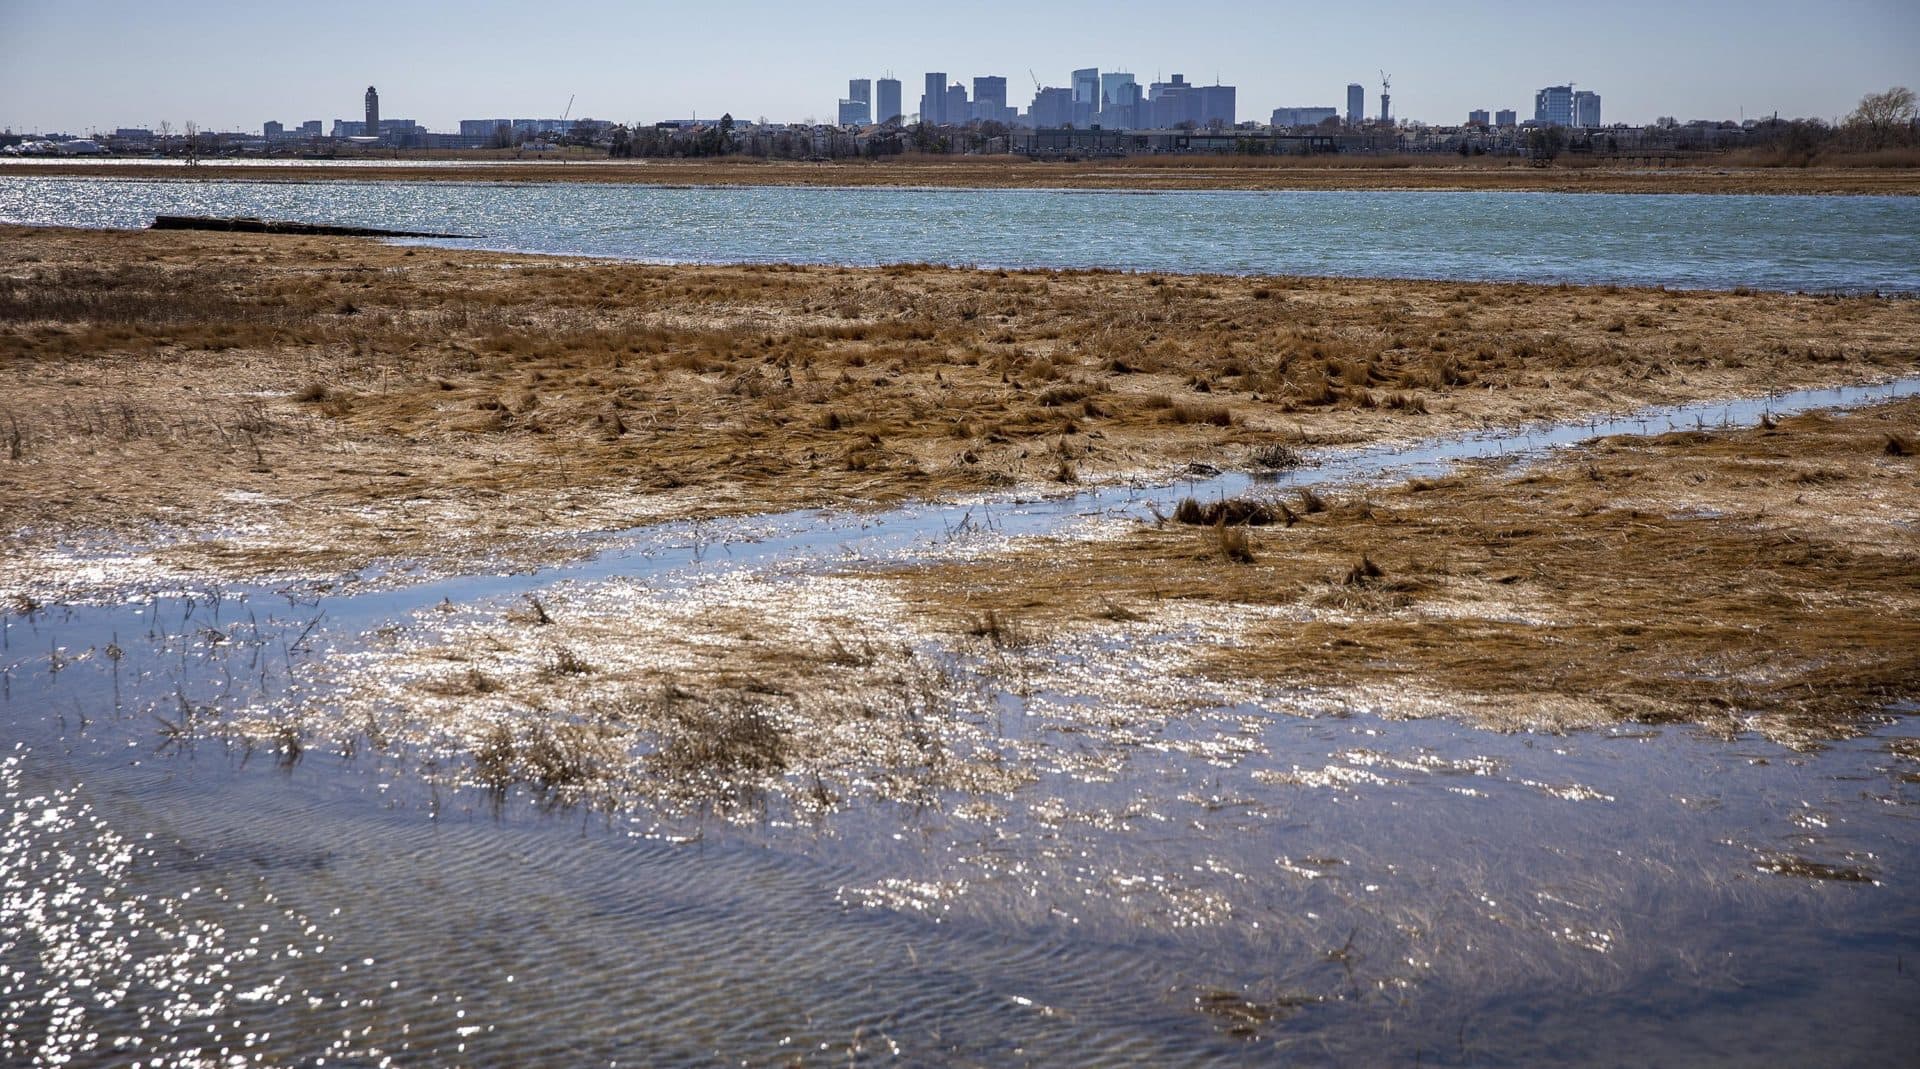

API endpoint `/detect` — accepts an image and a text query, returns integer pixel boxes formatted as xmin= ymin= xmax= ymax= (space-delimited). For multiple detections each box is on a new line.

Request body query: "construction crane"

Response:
xmin=1028 ymin=69 xmax=1041 ymax=93
xmin=557 ymin=93 xmax=575 ymax=162
xmin=1378 ymin=70 xmax=1392 ymax=125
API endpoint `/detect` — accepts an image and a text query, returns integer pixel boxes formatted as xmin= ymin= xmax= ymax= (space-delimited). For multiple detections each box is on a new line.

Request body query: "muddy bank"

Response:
xmin=3 ymin=224 xmax=1919 ymax=599
xmin=6 ymin=157 xmax=1919 ymax=195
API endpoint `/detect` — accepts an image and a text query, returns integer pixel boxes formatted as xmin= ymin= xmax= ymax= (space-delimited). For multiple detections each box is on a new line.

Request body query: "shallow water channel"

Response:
xmin=6 ymin=380 xmax=1920 ymax=1066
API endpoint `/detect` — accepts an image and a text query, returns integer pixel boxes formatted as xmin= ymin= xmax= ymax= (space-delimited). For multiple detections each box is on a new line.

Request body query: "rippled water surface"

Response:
xmin=3 ymin=174 xmax=1918 ymax=291
xmin=6 ymin=384 xmax=1919 ymax=1065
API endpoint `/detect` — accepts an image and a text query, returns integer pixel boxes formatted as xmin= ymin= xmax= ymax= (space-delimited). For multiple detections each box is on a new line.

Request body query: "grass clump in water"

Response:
xmin=650 ymin=699 xmax=788 ymax=782
xmin=1173 ymin=496 xmax=1291 ymax=527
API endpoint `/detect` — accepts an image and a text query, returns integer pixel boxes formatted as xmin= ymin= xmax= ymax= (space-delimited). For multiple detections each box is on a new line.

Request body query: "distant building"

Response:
xmin=1147 ymin=73 xmax=1194 ymax=128
xmin=876 ymin=78 xmax=902 ymax=125
xmin=944 ymin=83 xmax=969 ymax=126
xmin=1494 ymin=108 xmax=1517 ymax=127
xmin=838 ymin=99 xmax=870 ymax=126
xmin=1099 ymin=72 xmax=1139 ymax=128
xmin=1029 ymin=86 xmax=1074 ymax=128
xmin=365 ymin=86 xmax=380 ymax=140
xmin=1467 ymin=109 xmax=1490 ymax=127
xmin=1197 ymin=85 xmax=1236 ymax=128
xmin=299 ymin=120 xmax=323 ymax=137
xmin=455 ymin=117 xmax=602 ymax=144
xmin=1534 ymin=84 xmax=1574 ymax=126
xmin=263 ymin=120 xmax=284 ymax=139
xmin=1573 ymin=90 xmax=1601 ymax=128
xmin=1272 ymin=107 xmax=1337 ymax=128
xmin=972 ymin=76 xmax=1010 ymax=124
xmin=1346 ymin=83 xmax=1364 ymax=126
xmin=460 ymin=119 xmax=512 ymax=140
xmin=849 ymin=78 xmax=871 ymax=107
xmin=920 ymin=72 xmax=946 ymax=124
xmin=1070 ymin=67 xmax=1100 ymax=124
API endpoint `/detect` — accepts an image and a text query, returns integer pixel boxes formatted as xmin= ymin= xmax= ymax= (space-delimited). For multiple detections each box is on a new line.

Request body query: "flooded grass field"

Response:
xmin=6 ymin=376 xmax=1919 ymax=1065
xmin=2 ymin=215 xmax=1918 ymax=1064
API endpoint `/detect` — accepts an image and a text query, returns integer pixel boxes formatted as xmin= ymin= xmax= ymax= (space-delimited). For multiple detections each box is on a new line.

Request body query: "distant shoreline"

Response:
xmin=5 ymin=157 xmax=1918 ymax=195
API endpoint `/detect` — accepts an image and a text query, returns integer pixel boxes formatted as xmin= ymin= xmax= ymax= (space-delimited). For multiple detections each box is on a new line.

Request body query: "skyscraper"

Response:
xmin=921 ymin=72 xmax=947 ymax=124
xmin=876 ymin=78 xmax=902 ymax=125
xmin=840 ymin=78 xmax=872 ymax=125
xmin=1534 ymin=85 xmax=1574 ymax=126
xmin=1198 ymin=85 xmax=1236 ymax=129
xmin=1346 ymin=83 xmax=1364 ymax=126
xmin=1071 ymin=67 xmax=1100 ymax=127
xmin=1148 ymin=74 xmax=1195 ymax=129
xmin=1030 ymin=86 xmax=1074 ymax=128
xmin=972 ymin=76 xmax=1008 ymax=124
xmin=1098 ymin=72 xmax=1139 ymax=128
xmin=945 ymin=83 xmax=969 ymax=126
xmin=364 ymin=86 xmax=380 ymax=140
xmin=1573 ymin=90 xmax=1601 ymax=128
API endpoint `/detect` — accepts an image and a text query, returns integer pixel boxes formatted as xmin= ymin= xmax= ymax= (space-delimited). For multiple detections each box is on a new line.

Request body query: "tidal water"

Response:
xmin=5 ymin=384 xmax=1919 ymax=1066
xmin=3 ymin=174 xmax=1918 ymax=292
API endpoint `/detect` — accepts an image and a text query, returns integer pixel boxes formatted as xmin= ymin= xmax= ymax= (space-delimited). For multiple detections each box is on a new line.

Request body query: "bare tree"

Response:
xmin=1846 ymin=86 xmax=1917 ymax=149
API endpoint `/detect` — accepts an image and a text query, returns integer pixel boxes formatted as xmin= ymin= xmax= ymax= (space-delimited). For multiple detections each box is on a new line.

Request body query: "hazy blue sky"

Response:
xmin=3 ymin=0 xmax=1914 ymax=133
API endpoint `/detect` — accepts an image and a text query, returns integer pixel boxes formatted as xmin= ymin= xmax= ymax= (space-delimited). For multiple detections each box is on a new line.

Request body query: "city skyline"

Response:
xmin=2 ymin=0 xmax=1915 ymax=135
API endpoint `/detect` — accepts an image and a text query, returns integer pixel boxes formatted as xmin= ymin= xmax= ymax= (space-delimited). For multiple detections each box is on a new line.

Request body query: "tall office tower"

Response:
xmin=921 ymin=72 xmax=947 ymax=124
xmin=838 ymin=99 xmax=871 ymax=126
xmin=840 ymin=78 xmax=872 ymax=125
xmin=1468 ymin=109 xmax=1491 ymax=126
xmin=1379 ymin=89 xmax=1391 ymax=124
xmin=876 ymin=78 xmax=902 ymax=124
xmin=1534 ymin=84 xmax=1574 ymax=126
xmin=1572 ymin=90 xmax=1601 ymax=128
xmin=1147 ymin=73 xmax=1195 ymax=128
xmin=1098 ymin=72 xmax=1138 ymax=127
xmin=1495 ymin=108 xmax=1517 ymax=127
xmin=364 ymin=86 xmax=380 ymax=140
xmin=852 ymin=77 xmax=875 ymax=123
xmin=972 ymin=76 xmax=1008 ymax=123
xmin=945 ymin=83 xmax=969 ymax=126
xmin=1030 ymin=86 xmax=1074 ymax=128
xmin=1347 ymin=83 xmax=1364 ymax=125
xmin=1071 ymin=67 xmax=1099 ymax=126
xmin=1197 ymin=84 xmax=1236 ymax=128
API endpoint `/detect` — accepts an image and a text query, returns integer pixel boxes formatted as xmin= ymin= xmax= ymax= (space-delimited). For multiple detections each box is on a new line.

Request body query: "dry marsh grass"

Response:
xmin=4 ymin=224 xmax=1919 ymax=592
xmin=866 ymin=398 xmax=1920 ymax=744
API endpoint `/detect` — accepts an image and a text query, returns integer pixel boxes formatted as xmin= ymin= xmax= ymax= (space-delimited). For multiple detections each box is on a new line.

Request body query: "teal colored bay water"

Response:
xmin=3 ymin=175 xmax=1916 ymax=292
